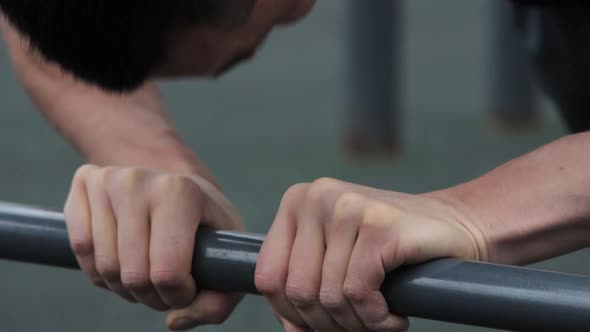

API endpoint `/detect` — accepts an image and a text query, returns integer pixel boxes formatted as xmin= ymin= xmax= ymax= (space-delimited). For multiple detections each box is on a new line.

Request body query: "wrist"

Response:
xmin=446 ymin=179 xmax=590 ymax=265
xmin=423 ymin=187 xmax=490 ymax=263
xmin=82 ymin=130 xmax=219 ymax=188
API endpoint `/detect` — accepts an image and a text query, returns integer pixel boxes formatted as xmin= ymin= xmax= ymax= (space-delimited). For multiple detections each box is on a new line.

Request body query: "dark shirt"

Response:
xmin=513 ymin=5 xmax=590 ymax=132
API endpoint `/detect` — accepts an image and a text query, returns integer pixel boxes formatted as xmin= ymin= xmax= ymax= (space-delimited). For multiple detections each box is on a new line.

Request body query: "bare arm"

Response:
xmin=2 ymin=19 xmax=248 ymax=330
xmin=1 ymin=20 xmax=216 ymax=183
xmin=255 ymin=132 xmax=590 ymax=332
xmin=443 ymin=132 xmax=590 ymax=265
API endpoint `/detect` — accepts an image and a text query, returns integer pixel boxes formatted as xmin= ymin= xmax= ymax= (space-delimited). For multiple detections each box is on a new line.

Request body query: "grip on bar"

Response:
xmin=1 ymin=202 xmax=590 ymax=332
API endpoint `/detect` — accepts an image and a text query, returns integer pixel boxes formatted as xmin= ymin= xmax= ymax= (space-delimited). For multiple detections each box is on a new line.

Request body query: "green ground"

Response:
xmin=0 ymin=1 xmax=588 ymax=331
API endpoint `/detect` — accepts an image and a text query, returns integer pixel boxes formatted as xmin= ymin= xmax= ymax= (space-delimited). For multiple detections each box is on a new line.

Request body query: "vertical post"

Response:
xmin=489 ymin=0 xmax=539 ymax=130
xmin=343 ymin=0 xmax=402 ymax=157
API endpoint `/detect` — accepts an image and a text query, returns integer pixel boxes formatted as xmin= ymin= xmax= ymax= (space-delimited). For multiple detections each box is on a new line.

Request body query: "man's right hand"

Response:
xmin=256 ymin=178 xmax=487 ymax=332
xmin=64 ymin=165 xmax=245 ymax=330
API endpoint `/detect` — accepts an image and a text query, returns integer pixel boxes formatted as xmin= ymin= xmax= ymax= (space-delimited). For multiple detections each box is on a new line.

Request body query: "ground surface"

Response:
xmin=0 ymin=1 xmax=588 ymax=331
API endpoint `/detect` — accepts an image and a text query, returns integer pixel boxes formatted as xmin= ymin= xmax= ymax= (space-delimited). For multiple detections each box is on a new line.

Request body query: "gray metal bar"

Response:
xmin=383 ymin=259 xmax=590 ymax=331
xmin=344 ymin=0 xmax=402 ymax=156
xmin=1 ymin=202 xmax=590 ymax=331
xmin=0 ymin=202 xmax=76 ymax=269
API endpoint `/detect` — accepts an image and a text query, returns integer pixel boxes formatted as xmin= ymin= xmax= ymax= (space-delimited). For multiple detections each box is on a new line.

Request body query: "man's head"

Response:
xmin=0 ymin=0 xmax=315 ymax=91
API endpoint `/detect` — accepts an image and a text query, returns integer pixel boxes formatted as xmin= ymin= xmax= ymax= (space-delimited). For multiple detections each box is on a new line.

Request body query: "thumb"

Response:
xmin=187 ymin=174 xmax=245 ymax=231
xmin=166 ymin=290 xmax=243 ymax=331
xmin=165 ymin=176 xmax=244 ymax=331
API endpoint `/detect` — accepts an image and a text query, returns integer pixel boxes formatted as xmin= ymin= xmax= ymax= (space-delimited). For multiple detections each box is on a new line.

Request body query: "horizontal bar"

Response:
xmin=1 ymin=202 xmax=589 ymax=331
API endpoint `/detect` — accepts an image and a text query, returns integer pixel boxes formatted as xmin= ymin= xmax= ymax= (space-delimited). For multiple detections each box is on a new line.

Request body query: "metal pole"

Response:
xmin=489 ymin=0 xmax=539 ymax=130
xmin=1 ymin=202 xmax=590 ymax=331
xmin=344 ymin=0 xmax=402 ymax=156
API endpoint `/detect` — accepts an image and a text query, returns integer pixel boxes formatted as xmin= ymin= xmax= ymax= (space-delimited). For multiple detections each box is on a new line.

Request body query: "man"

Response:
xmin=1 ymin=1 xmax=589 ymax=331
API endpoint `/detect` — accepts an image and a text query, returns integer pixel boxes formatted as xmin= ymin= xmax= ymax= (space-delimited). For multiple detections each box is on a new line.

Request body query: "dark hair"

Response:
xmin=0 ymin=0 xmax=221 ymax=91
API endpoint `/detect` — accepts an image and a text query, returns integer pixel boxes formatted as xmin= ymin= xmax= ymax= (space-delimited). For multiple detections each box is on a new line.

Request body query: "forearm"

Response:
xmin=2 ymin=22 xmax=216 ymax=183
xmin=443 ymin=133 xmax=590 ymax=265
xmin=49 ymin=96 xmax=215 ymax=184
xmin=37 ymin=83 xmax=216 ymax=183
xmin=41 ymin=84 xmax=208 ymax=173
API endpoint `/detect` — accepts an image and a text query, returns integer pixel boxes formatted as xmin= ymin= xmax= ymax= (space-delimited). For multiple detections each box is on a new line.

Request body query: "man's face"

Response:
xmin=156 ymin=0 xmax=316 ymax=78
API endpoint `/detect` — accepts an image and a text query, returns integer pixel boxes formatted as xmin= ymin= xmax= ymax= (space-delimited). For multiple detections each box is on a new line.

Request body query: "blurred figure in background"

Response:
xmin=1 ymin=1 xmax=590 ymax=332
xmin=514 ymin=5 xmax=590 ymax=132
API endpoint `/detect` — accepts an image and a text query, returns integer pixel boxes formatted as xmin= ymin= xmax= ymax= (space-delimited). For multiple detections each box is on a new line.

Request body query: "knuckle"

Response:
xmin=95 ymin=256 xmax=121 ymax=281
xmin=254 ymin=271 xmax=282 ymax=296
xmin=121 ymin=271 xmax=151 ymax=292
xmin=73 ymin=164 xmax=97 ymax=181
xmin=84 ymin=167 xmax=109 ymax=188
xmin=107 ymin=168 xmax=143 ymax=194
xmin=153 ymin=174 xmax=202 ymax=198
xmin=319 ymin=288 xmax=346 ymax=313
xmin=333 ymin=192 xmax=367 ymax=222
xmin=100 ymin=166 xmax=119 ymax=177
xmin=334 ymin=192 xmax=365 ymax=211
xmin=94 ymin=167 xmax=111 ymax=181
xmin=306 ymin=177 xmax=342 ymax=201
xmin=361 ymin=202 xmax=401 ymax=231
xmin=69 ymin=237 xmax=94 ymax=257
xmin=150 ymin=269 xmax=186 ymax=290
xmin=342 ymin=279 xmax=367 ymax=304
xmin=281 ymin=183 xmax=309 ymax=204
xmin=286 ymin=280 xmax=318 ymax=310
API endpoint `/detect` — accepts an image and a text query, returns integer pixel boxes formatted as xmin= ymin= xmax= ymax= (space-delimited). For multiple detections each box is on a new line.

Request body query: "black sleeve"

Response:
xmin=513 ymin=5 xmax=590 ymax=132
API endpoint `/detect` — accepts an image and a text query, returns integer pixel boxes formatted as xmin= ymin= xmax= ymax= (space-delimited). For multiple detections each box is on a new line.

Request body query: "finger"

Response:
xmin=166 ymin=290 xmax=243 ymax=330
xmin=149 ymin=175 xmax=200 ymax=308
xmin=345 ymin=204 xmax=409 ymax=331
xmin=109 ymin=171 xmax=168 ymax=311
xmin=286 ymin=203 xmax=344 ymax=332
xmin=187 ymin=174 xmax=244 ymax=231
xmin=320 ymin=193 xmax=369 ymax=331
xmin=64 ymin=165 xmax=105 ymax=288
xmin=255 ymin=184 xmax=307 ymax=327
xmin=87 ymin=169 xmax=136 ymax=302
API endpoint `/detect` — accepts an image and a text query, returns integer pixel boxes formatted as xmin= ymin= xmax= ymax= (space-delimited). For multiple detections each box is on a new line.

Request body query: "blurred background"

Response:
xmin=0 ymin=0 xmax=588 ymax=331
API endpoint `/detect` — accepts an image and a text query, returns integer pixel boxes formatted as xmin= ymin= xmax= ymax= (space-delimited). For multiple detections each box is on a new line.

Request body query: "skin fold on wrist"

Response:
xmin=423 ymin=188 xmax=491 ymax=263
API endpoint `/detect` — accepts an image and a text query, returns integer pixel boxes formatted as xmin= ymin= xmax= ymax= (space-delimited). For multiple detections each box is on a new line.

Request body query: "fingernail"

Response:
xmin=170 ymin=318 xmax=198 ymax=331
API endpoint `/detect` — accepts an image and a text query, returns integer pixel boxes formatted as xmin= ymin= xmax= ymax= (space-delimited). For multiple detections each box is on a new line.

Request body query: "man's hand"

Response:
xmin=255 ymin=178 xmax=488 ymax=332
xmin=64 ymin=165 xmax=244 ymax=331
